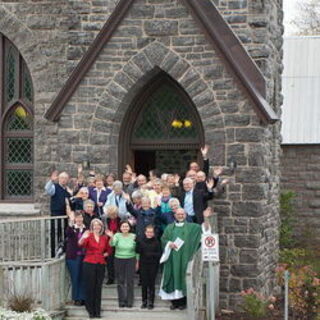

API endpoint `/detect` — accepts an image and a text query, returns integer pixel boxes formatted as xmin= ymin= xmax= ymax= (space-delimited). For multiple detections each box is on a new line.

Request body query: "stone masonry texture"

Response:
xmin=281 ymin=145 xmax=320 ymax=242
xmin=0 ymin=0 xmax=283 ymax=309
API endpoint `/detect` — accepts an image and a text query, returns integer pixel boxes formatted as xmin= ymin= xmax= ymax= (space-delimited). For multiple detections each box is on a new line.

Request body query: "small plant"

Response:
xmin=279 ymin=190 xmax=296 ymax=249
xmin=279 ymin=248 xmax=307 ymax=268
xmin=7 ymin=293 xmax=34 ymax=313
xmin=240 ymin=288 xmax=276 ymax=318
xmin=276 ymin=264 xmax=320 ymax=319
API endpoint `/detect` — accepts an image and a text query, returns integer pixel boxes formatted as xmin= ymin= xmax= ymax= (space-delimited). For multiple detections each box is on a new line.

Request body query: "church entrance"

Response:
xmin=133 ymin=149 xmax=199 ymax=177
xmin=119 ymin=71 xmax=204 ymax=176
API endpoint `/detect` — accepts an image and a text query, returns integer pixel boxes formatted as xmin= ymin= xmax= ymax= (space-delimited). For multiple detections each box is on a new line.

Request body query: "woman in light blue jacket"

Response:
xmin=104 ymin=180 xmax=132 ymax=220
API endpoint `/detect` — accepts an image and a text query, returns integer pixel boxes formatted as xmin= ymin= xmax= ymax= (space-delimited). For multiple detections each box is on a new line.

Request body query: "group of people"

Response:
xmin=45 ymin=146 xmax=227 ymax=318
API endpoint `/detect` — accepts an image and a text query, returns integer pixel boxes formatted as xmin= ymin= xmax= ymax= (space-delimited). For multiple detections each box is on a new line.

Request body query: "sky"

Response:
xmin=283 ymin=0 xmax=300 ymax=35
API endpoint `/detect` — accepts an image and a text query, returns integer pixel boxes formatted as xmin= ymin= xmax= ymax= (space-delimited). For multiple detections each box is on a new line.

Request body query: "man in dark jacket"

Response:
xmin=45 ymin=170 xmax=72 ymax=257
xmin=179 ymin=177 xmax=214 ymax=224
xmin=127 ymin=197 xmax=160 ymax=240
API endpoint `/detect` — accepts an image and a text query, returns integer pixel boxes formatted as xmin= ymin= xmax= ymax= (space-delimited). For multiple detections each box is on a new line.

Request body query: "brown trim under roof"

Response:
xmin=181 ymin=0 xmax=278 ymax=124
xmin=44 ymin=0 xmax=279 ymax=124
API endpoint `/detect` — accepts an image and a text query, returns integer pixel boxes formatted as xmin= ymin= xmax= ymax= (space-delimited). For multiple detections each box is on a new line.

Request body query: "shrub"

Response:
xmin=7 ymin=293 xmax=34 ymax=313
xmin=279 ymin=190 xmax=296 ymax=249
xmin=279 ymin=248 xmax=307 ymax=268
xmin=240 ymin=288 xmax=276 ymax=318
xmin=276 ymin=265 xmax=320 ymax=318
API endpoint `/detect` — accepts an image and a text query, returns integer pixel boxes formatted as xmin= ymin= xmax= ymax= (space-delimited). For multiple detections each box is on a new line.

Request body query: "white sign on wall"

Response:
xmin=201 ymin=225 xmax=219 ymax=262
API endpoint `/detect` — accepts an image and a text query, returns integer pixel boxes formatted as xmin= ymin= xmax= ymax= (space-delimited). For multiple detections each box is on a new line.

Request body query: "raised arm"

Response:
xmin=202 ymin=207 xmax=214 ymax=232
xmin=201 ymin=145 xmax=210 ymax=176
xmin=44 ymin=170 xmax=59 ymax=196
xmin=126 ymin=201 xmax=138 ymax=218
xmin=78 ymin=230 xmax=90 ymax=246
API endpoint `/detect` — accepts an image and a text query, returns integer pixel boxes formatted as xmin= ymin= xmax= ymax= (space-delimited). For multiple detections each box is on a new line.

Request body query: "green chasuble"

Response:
xmin=161 ymin=222 xmax=201 ymax=296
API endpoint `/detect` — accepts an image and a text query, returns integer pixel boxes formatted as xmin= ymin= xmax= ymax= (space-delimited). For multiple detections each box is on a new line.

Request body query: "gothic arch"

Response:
xmin=89 ymin=42 xmax=226 ymax=172
xmin=0 ymin=8 xmax=38 ymax=87
xmin=0 ymin=34 xmax=34 ymax=200
xmin=118 ymin=69 xmax=206 ymax=173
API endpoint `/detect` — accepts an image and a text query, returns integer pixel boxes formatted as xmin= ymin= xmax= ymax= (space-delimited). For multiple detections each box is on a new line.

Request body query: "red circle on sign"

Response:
xmin=205 ymin=236 xmax=215 ymax=248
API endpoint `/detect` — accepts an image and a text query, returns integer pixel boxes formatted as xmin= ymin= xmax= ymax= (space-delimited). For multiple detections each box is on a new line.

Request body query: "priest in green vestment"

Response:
xmin=159 ymin=207 xmax=212 ymax=310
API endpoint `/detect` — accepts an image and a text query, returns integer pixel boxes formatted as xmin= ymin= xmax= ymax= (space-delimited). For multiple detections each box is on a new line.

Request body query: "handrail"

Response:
xmin=0 ymin=215 xmax=68 ymax=224
xmin=0 ymin=256 xmax=66 ymax=311
xmin=0 ymin=215 xmax=69 ymax=312
xmin=186 ymin=249 xmax=204 ymax=320
xmin=186 ymin=214 xmax=220 ymax=320
xmin=0 ymin=215 xmax=68 ymax=262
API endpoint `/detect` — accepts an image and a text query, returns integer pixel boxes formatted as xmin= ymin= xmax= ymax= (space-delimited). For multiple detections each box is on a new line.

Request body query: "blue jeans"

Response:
xmin=66 ymin=256 xmax=86 ymax=301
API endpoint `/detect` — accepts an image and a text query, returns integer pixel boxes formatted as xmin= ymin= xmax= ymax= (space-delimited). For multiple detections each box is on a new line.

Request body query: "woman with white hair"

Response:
xmin=131 ymin=190 xmax=143 ymax=210
xmin=71 ymin=187 xmax=89 ymax=211
xmin=83 ymin=199 xmax=98 ymax=229
xmin=103 ymin=181 xmax=131 ymax=220
xmin=79 ymin=219 xmax=112 ymax=318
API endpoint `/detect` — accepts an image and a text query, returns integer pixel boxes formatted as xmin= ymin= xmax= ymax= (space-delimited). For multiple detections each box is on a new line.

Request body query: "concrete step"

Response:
xmin=65 ymin=309 xmax=188 ymax=320
xmin=66 ymin=298 xmax=169 ymax=307
xmin=65 ymin=304 xmax=176 ymax=315
xmin=65 ymin=280 xmax=189 ymax=320
xmin=101 ymin=284 xmax=160 ymax=297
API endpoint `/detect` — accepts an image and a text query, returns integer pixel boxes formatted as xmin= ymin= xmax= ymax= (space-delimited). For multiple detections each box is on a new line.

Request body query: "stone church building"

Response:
xmin=0 ymin=0 xmax=283 ymax=308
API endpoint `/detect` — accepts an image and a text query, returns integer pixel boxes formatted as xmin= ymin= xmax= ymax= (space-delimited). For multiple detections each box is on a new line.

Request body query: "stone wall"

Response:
xmin=281 ymin=145 xmax=320 ymax=241
xmin=0 ymin=0 xmax=283 ymax=309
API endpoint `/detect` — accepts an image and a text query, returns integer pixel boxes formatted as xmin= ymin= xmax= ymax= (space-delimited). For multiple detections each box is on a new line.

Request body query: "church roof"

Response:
xmin=44 ymin=0 xmax=279 ymax=124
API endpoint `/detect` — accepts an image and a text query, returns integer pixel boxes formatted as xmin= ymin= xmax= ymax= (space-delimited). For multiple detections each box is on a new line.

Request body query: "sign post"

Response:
xmin=284 ymin=270 xmax=290 ymax=320
xmin=202 ymin=233 xmax=219 ymax=262
xmin=202 ymin=225 xmax=219 ymax=320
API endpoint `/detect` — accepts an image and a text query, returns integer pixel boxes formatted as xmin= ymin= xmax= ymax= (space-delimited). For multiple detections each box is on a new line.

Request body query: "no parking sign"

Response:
xmin=201 ymin=225 xmax=219 ymax=262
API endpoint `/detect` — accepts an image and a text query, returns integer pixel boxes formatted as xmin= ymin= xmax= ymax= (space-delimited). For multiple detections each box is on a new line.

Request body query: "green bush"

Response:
xmin=279 ymin=248 xmax=307 ymax=268
xmin=279 ymin=190 xmax=296 ymax=249
xmin=240 ymin=288 xmax=276 ymax=319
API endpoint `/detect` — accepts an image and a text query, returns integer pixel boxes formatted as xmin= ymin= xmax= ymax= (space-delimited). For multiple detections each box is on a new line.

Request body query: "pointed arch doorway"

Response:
xmin=118 ymin=72 xmax=205 ymax=177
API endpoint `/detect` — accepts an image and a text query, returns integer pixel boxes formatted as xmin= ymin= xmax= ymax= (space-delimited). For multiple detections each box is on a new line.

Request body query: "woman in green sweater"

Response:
xmin=106 ymin=221 xmax=138 ymax=308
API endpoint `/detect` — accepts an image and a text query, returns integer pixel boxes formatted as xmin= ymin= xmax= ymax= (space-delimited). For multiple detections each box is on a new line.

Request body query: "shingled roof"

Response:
xmin=44 ymin=0 xmax=279 ymax=124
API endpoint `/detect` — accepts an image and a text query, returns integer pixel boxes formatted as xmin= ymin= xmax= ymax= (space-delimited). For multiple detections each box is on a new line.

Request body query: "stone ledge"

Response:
xmin=0 ymin=204 xmax=40 ymax=218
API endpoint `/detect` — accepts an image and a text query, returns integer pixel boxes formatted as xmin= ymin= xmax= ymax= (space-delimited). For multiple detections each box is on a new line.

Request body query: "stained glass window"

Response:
xmin=7 ymin=106 xmax=33 ymax=131
xmin=133 ymin=84 xmax=198 ymax=140
xmin=6 ymin=47 xmax=17 ymax=103
xmin=5 ymin=170 xmax=33 ymax=197
xmin=6 ymin=138 xmax=33 ymax=164
xmin=1 ymin=34 xmax=34 ymax=200
xmin=23 ymin=66 xmax=33 ymax=102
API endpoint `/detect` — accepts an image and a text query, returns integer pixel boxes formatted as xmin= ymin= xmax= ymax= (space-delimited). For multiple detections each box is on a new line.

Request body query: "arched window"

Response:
xmin=132 ymin=83 xmax=199 ymax=142
xmin=119 ymin=72 xmax=204 ymax=175
xmin=0 ymin=34 xmax=34 ymax=201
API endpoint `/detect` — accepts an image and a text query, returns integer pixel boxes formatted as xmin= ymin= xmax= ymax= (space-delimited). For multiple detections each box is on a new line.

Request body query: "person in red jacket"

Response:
xmin=79 ymin=219 xmax=111 ymax=318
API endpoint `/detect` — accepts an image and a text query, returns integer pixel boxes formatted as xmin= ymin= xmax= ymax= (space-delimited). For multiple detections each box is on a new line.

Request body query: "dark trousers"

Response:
xmin=172 ymin=297 xmax=187 ymax=307
xmin=107 ymin=251 xmax=115 ymax=281
xmin=50 ymin=217 xmax=66 ymax=258
xmin=140 ymin=263 xmax=158 ymax=305
xmin=83 ymin=262 xmax=105 ymax=317
xmin=114 ymin=257 xmax=136 ymax=306
xmin=66 ymin=256 xmax=86 ymax=301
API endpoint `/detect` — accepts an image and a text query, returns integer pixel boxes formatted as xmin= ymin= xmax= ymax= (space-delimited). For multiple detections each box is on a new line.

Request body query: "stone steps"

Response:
xmin=101 ymin=284 xmax=161 ymax=298
xmin=65 ymin=310 xmax=187 ymax=320
xmin=65 ymin=281 xmax=188 ymax=320
xmin=65 ymin=304 xmax=187 ymax=320
xmin=66 ymin=298 xmax=169 ymax=307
